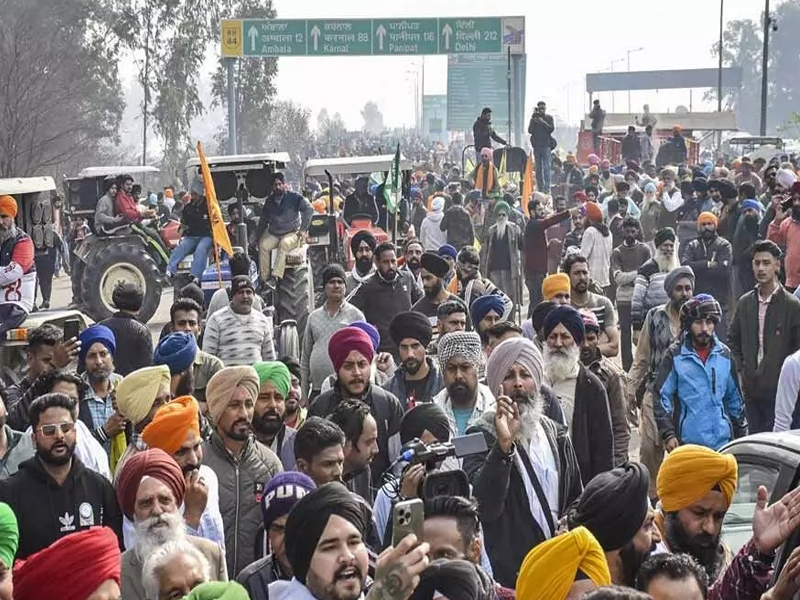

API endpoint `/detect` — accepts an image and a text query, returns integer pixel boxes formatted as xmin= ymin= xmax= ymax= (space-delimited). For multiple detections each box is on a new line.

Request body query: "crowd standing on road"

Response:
xmin=6 ymin=105 xmax=800 ymax=600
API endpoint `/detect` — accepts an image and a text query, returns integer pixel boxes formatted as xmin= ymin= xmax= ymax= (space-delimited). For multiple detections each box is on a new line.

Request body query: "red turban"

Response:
xmin=14 ymin=526 xmax=121 ymax=600
xmin=328 ymin=326 xmax=374 ymax=372
xmin=142 ymin=395 xmax=201 ymax=455
xmin=584 ymin=201 xmax=603 ymax=223
xmin=115 ymin=448 xmax=186 ymax=520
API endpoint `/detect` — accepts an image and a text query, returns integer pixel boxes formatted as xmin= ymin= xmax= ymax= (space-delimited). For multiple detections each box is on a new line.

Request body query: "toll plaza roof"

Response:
xmin=77 ymin=166 xmax=160 ymax=178
xmin=304 ymin=154 xmax=412 ymax=178
xmin=0 ymin=176 xmax=57 ymax=195
xmin=185 ymin=153 xmax=291 ymax=169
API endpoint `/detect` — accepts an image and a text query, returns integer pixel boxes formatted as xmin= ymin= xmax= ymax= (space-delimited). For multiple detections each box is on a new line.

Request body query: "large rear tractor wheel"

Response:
xmin=81 ymin=242 xmax=163 ymax=323
xmin=276 ymin=264 xmax=311 ymax=345
xmin=278 ymin=321 xmax=300 ymax=358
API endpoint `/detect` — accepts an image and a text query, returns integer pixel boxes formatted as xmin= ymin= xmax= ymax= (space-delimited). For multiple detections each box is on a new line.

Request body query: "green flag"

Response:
xmin=383 ymin=144 xmax=401 ymax=213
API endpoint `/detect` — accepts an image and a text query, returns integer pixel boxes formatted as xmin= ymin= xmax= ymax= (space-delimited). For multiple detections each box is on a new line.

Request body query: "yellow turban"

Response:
xmin=542 ymin=273 xmax=570 ymax=301
xmin=517 ymin=527 xmax=611 ymax=600
xmin=206 ymin=366 xmax=260 ymax=425
xmin=657 ymin=444 xmax=738 ymax=512
xmin=142 ymin=395 xmax=201 ymax=455
xmin=115 ymin=365 xmax=170 ymax=425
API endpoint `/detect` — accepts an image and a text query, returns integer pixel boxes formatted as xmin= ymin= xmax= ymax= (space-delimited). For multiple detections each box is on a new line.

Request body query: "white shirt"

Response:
xmin=515 ymin=421 xmax=559 ymax=538
xmin=774 ymin=348 xmax=800 ymax=432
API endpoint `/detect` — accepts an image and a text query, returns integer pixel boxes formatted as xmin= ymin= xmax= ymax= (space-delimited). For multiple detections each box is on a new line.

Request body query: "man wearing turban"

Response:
xmin=542 ymin=272 xmax=571 ymax=305
xmin=432 ymin=331 xmax=495 ymax=436
xmin=280 ymin=482 xmax=429 ymax=600
xmin=384 ymin=311 xmax=445 ymax=409
xmin=154 ymin=331 xmax=198 ymax=396
xmin=541 ymin=304 xmax=613 ymax=484
xmin=655 ymin=444 xmax=800 ymax=590
xmin=13 ymin=526 xmax=123 ymax=600
xmin=567 ymin=462 xmax=654 ymax=587
xmin=201 ymin=366 xmax=283 ymax=577
xmin=562 ymin=253 xmax=618 ymax=357
xmin=0 ymin=194 xmax=36 ymax=335
xmin=483 ymin=198 xmax=522 ymax=309
xmin=252 ymin=361 xmax=296 ymax=470
xmin=308 ymin=327 xmax=404 ymax=485
xmin=470 ymin=293 xmax=506 ymax=344
xmin=411 ymin=252 xmax=462 ymax=324
xmin=346 ymin=230 xmax=377 ymax=292
xmin=463 ymin=336 xmax=582 ymax=588
xmin=680 ymin=210 xmax=732 ymax=340
xmin=632 ymin=228 xmax=680 ymax=336
xmin=142 ymin=396 xmax=224 ymax=550
xmin=116 ymin=449 xmax=227 ymax=599
xmin=516 ymin=526 xmax=611 ymax=600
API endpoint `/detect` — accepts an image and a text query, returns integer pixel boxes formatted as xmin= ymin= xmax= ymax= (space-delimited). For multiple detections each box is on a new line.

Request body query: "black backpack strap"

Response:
xmin=516 ymin=445 xmax=556 ymax=537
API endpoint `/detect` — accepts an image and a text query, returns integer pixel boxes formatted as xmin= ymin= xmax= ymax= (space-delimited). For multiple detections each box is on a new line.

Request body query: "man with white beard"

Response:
xmin=463 ymin=337 xmax=582 ymax=589
xmin=541 ymin=305 xmax=613 ymax=485
xmin=632 ymin=227 xmax=679 ymax=341
xmin=115 ymin=448 xmax=227 ymax=600
xmin=483 ymin=200 xmax=522 ymax=307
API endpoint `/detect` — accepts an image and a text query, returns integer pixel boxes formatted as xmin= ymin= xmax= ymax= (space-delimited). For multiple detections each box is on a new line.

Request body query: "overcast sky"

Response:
xmin=267 ymin=0 xmax=765 ymax=129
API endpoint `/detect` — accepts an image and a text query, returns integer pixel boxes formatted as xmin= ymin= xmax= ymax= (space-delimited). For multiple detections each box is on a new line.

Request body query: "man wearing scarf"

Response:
xmin=345 ymin=231 xmax=377 ymax=293
xmin=484 ymin=201 xmax=522 ymax=308
xmin=308 ymin=327 xmax=403 ymax=484
xmin=252 ymin=361 xmax=296 ymax=470
xmin=463 ymin=336 xmax=582 ymax=588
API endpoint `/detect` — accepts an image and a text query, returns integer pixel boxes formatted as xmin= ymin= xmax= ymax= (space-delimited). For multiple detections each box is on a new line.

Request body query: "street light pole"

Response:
xmin=760 ymin=0 xmax=771 ymax=136
xmin=717 ymin=0 xmax=724 ymax=113
xmin=626 ymin=47 xmax=644 ymax=114
xmin=610 ymin=58 xmax=624 ymax=113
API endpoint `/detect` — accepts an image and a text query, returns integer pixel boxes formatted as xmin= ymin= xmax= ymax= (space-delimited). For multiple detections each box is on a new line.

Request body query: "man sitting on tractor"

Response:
xmin=342 ymin=176 xmax=379 ymax=227
xmin=111 ymin=174 xmax=163 ymax=249
xmin=165 ymin=177 xmax=213 ymax=283
xmin=94 ymin=177 xmax=127 ymax=235
xmin=253 ymin=172 xmax=313 ymax=289
xmin=0 ymin=195 xmax=36 ymax=334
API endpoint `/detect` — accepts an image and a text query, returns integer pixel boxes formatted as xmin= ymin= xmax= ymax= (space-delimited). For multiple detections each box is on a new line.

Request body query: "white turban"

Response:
xmin=776 ymin=168 xmax=798 ymax=190
xmin=485 ymin=337 xmax=543 ymax=396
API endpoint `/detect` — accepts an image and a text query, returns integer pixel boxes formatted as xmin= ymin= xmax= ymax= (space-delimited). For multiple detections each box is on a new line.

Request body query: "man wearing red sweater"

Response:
xmin=523 ymin=199 xmax=578 ymax=315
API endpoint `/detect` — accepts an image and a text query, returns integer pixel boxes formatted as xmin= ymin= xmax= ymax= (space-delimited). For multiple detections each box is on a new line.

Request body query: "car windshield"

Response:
xmin=722 ymin=461 xmax=780 ymax=553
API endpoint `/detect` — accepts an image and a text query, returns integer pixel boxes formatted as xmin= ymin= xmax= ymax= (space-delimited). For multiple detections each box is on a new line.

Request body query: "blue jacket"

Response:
xmin=255 ymin=190 xmax=313 ymax=238
xmin=654 ymin=334 xmax=747 ymax=450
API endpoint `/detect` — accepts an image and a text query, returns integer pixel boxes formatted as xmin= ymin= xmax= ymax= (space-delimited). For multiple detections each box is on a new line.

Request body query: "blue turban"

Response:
xmin=542 ymin=305 xmax=586 ymax=345
xmin=471 ymin=294 xmax=505 ymax=328
xmin=153 ymin=331 xmax=198 ymax=375
xmin=438 ymin=244 xmax=457 ymax=261
xmin=741 ymin=199 xmax=763 ymax=213
xmin=350 ymin=320 xmax=380 ymax=352
xmin=78 ymin=324 xmax=116 ymax=370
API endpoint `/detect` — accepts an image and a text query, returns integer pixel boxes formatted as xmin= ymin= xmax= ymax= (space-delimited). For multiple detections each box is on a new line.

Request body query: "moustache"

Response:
xmin=333 ymin=564 xmax=364 ymax=582
xmin=233 ymin=418 xmax=251 ymax=429
xmin=261 ymin=409 xmax=281 ymax=420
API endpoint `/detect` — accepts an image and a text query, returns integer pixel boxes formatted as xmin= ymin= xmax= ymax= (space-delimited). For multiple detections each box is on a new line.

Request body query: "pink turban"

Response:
xmin=328 ymin=327 xmax=374 ymax=372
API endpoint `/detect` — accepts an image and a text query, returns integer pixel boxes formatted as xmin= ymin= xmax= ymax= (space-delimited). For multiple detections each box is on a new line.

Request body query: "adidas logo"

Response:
xmin=59 ymin=512 xmax=75 ymax=532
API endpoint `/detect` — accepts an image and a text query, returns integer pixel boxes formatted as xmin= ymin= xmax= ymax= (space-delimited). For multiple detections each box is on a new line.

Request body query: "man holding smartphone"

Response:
xmin=528 ymin=101 xmax=556 ymax=194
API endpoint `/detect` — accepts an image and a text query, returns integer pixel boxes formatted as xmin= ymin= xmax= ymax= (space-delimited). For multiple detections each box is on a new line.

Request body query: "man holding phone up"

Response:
xmin=768 ymin=177 xmax=800 ymax=292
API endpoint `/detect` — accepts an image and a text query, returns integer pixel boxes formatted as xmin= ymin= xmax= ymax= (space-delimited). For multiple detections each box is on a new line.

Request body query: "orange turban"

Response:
xmin=542 ymin=273 xmax=570 ymax=301
xmin=657 ymin=444 xmax=738 ymax=513
xmin=0 ymin=195 xmax=17 ymax=218
xmin=142 ymin=395 xmax=200 ymax=455
xmin=584 ymin=201 xmax=603 ymax=223
xmin=697 ymin=211 xmax=718 ymax=227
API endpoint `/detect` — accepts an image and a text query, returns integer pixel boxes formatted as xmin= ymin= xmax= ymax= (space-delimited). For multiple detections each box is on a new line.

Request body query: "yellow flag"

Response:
xmin=196 ymin=141 xmax=234 ymax=257
xmin=521 ymin=152 xmax=533 ymax=218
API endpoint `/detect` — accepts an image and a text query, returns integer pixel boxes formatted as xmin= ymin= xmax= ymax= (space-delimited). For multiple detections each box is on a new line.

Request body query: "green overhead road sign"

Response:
xmin=221 ymin=17 xmax=525 ymax=57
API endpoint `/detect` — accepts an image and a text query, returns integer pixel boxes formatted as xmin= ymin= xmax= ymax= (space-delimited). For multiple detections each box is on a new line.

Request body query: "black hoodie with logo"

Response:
xmin=0 ymin=455 xmax=122 ymax=558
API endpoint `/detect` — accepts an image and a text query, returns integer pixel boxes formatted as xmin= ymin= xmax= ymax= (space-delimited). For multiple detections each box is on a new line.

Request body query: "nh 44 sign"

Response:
xmin=221 ymin=16 xmax=524 ymax=57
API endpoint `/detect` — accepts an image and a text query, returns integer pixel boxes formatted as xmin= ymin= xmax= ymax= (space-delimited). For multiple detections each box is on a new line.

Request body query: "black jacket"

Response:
xmin=568 ymin=365 xmax=615 ymax=484
xmin=309 ymin=383 xmax=404 ymax=484
xmin=236 ymin=554 xmax=288 ymax=600
xmin=0 ymin=456 xmax=122 ymax=559
xmin=527 ymin=112 xmax=555 ymax=148
xmin=343 ymin=192 xmax=379 ymax=226
xmin=621 ymin=133 xmax=641 ymax=161
xmin=99 ymin=312 xmax=154 ymax=376
xmin=463 ymin=415 xmax=582 ymax=588
xmin=181 ymin=198 xmax=212 ymax=237
xmin=679 ymin=235 xmax=733 ymax=307
xmin=473 ymin=118 xmax=507 ymax=151
xmin=349 ymin=270 xmax=422 ymax=357
xmin=439 ymin=205 xmax=475 ymax=250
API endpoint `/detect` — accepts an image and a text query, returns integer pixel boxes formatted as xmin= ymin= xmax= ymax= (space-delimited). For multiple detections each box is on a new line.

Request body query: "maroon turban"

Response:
xmin=115 ymin=448 xmax=186 ymax=520
xmin=328 ymin=326 xmax=375 ymax=373
xmin=14 ymin=526 xmax=121 ymax=600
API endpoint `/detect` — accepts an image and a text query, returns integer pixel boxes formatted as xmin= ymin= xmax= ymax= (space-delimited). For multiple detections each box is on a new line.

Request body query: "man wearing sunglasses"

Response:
xmin=0 ymin=392 xmax=122 ymax=558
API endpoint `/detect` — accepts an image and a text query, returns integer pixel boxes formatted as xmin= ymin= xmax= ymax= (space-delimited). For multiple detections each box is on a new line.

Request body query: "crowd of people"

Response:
xmin=4 ymin=102 xmax=800 ymax=600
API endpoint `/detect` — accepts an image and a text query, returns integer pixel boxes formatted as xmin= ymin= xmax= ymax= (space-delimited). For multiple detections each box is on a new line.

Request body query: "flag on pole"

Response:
xmin=196 ymin=141 xmax=234 ymax=258
xmin=521 ymin=152 xmax=533 ymax=218
xmin=383 ymin=143 xmax=401 ymax=213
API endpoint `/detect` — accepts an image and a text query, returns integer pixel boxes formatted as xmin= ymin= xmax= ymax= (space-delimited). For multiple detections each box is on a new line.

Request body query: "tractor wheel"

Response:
xmin=81 ymin=241 xmax=163 ymax=323
xmin=278 ymin=321 xmax=300 ymax=358
xmin=277 ymin=264 xmax=310 ymax=342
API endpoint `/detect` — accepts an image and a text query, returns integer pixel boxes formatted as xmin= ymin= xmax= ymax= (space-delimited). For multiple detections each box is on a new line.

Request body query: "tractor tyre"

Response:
xmin=276 ymin=264 xmax=310 ymax=343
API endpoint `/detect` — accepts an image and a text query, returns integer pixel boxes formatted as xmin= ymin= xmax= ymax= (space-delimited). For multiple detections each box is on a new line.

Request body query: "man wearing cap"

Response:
xmin=236 ymin=472 xmax=317 ymax=600
xmin=201 ymin=366 xmax=283 ymax=576
xmin=116 ymin=448 xmax=226 ymax=599
xmin=567 ymin=463 xmax=654 ymax=587
xmin=308 ymin=327 xmax=404 ymax=484
xmin=98 ymin=282 xmax=153 ymax=377
xmin=254 ymin=171 xmax=313 ymax=287
xmin=384 ymin=312 xmax=445 ymax=409
xmin=632 ymin=227 xmax=679 ymax=337
xmin=579 ymin=310 xmax=630 ymax=466
xmin=629 ymin=266 xmax=695 ymax=498
xmin=563 ymin=253 xmax=618 ymax=358
xmin=655 ymin=444 xmax=800 ymax=589
xmin=252 ymin=361 xmax=296 ymax=470
xmin=346 ymin=231 xmax=377 ymax=293
xmin=165 ymin=176 xmax=213 ymax=282
xmin=154 ymin=331 xmax=198 ymax=397
xmin=78 ymin=324 xmax=125 ymax=453
xmin=302 ymin=264 xmax=364 ymax=401
xmin=0 ymin=194 xmax=36 ymax=334
xmin=483 ymin=200 xmax=522 ymax=308
xmin=143 ymin=395 xmax=225 ymax=549
xmin=411 ymin=251 xmax=462 ymax=327
xmin=541 ymin=305 xmax=613 ymax=483
xmin=433 ymin=332 xmax=495 ymax=436
xmin=203 ymin=275 xmax=275 ymax=366
xmin=464 ymin=336 xmax=581 ymax=587
xmin=680 ymin=211 xmax=732 ymax=340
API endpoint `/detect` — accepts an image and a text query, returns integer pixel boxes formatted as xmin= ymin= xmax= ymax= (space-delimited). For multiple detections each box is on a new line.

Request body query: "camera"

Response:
xmin=397 ymin=433 xmax=487 ymax=498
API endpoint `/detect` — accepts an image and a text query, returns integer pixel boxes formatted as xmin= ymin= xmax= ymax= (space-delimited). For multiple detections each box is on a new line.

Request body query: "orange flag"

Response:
xmin=521 ymin=152 xmax=534 ymax=218
xmin=196 ymin=141 xmax=234 ymax=258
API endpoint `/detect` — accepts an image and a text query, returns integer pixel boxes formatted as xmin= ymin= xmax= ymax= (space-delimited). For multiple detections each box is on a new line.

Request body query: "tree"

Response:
xmin=316 ymin=109 xmax=348 ymax=156
xmin=264 ymin=101 xmax=313 ymax=181
xmin=361 ymin=101 xmax=384 ymax=135
xmin=0 ymin=0 xmax=123 ymax=177
xmin=211 ymin=0 xmax=278 ymax=154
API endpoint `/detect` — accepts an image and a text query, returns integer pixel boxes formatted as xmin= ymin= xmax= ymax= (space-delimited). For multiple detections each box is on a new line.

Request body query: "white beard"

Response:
xmin=134 ymin=511 xmax=186 ymax=560
xmin=516 ymin=391 xmax=544 ymax=449
xmin=495 ymin=216 xmax=508 ymax=238
xmin=544 ymin=345 xmax=581 ymax=385
xmin=655 ymin=250 xmax=679 ymax=272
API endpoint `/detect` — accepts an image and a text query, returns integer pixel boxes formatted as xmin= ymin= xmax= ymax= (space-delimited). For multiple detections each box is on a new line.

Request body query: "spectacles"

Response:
xmin=37 ymin=422 xmax=75 ymax=437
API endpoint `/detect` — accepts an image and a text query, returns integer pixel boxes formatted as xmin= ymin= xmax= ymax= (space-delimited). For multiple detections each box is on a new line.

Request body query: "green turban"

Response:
xmin=182 ymin=581 xmax=250 ymax=600
xmin=0 ymin=503 xmax=18 ymax=568
xmin=253 ymin=361 xmax=291 ymax=399
xmin=494 ymin=200 xmax=511 ymax=216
